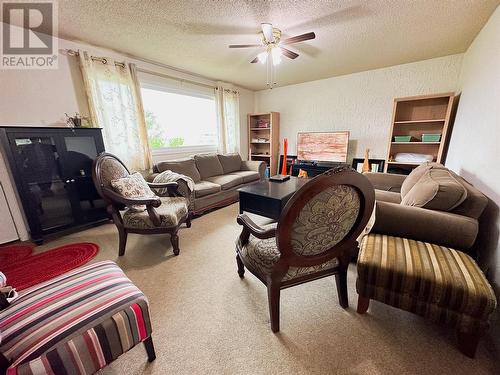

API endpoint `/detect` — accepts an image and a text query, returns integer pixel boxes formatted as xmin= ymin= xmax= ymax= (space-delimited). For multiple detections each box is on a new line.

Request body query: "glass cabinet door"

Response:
xmin=61 ymin=136 xmax=97 ymax=177
xmin=10 ymin=135 xmax=75 ymax=230
xmin=60 ymin=135 xmax=107 ymax=223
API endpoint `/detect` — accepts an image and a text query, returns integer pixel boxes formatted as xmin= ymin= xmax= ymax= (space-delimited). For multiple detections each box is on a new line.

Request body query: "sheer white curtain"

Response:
xmin=79 ymin=51 xmax=152 ymax=171
xmin=215 ymin=84 xmax=240 ymax=154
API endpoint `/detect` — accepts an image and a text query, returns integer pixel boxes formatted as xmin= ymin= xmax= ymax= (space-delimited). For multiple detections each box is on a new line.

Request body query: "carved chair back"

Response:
xmin=276 ymin=167 xmax=375 ymax=268
xmin=92 ymin=152 xmax=131 ymax=209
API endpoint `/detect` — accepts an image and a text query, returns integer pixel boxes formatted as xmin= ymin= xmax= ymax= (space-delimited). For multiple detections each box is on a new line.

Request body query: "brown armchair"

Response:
xmin=235 ymin=167 xmax=375 ymax=332
xmin=92 ymin=153 xmax=191 ymax=256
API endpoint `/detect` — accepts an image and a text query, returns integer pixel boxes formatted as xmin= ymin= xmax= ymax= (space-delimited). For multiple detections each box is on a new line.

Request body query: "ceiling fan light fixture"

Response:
xmin=261 ymin=23 xmax=274 ymax=43
xmin=228 ymin=23 xmax=314 ymax=88
xmin=271 ymin=47 xmax=282 ymax=65
xmin=258 ymin=51 xmax=267 ymax=64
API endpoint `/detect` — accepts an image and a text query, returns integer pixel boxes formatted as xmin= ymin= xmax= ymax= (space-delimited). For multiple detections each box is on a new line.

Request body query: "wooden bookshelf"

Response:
xmin=384 ymin=93 xmax=457 ymax=174
xmin=248 ymin=112 xmax=280 ymax=175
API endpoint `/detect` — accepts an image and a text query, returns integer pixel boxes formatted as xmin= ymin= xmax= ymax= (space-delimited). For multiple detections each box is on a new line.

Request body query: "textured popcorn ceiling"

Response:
xmin=56 ymin=0 xmax=499 ymax=90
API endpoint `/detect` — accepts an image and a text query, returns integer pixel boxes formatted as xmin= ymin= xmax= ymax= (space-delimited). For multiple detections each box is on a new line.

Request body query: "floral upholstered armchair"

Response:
xmin=92 ymin=153 xmax=191 ymax=256
xmin=236 ymin=166 xmax=375 ymax=332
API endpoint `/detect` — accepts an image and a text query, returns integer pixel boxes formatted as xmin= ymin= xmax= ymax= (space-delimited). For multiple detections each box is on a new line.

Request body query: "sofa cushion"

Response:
xmin=205 ymin=174 xmax=243 ymax=190
xmin=218 ymin=153 xmax=242 ymax=174
xmin=156 ymin=158 xmax=201 ymax=182
xmin=0 ymin=261 xmax=152 ymax=373
xmin=375 ymin=189 xmax=401 ymax=204
xmin=229 ymin=170 xmax=260 ymax=183
xmin=194 ymin=181 xmax=221 ymax=198
xmin=401 ymin=168 xmax=467 ymax=211
xmin=400 ymin=162 xmax=446 ymax=198
xmin=194 ymin=154 xmax=224 ymax=179
xmin=449 ymin=171 xmax=488 ymax=219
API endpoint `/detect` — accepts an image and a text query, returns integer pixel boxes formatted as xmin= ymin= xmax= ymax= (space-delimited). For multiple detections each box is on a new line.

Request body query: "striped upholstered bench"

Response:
xmin=356 ymin=233 xmax=497 ymax=358
xmin=0 ymin=261 xmax=155 ymax=374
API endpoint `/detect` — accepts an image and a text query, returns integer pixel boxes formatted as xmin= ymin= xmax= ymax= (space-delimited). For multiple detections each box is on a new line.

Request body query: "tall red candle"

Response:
xmin=281 ymin=138 xmax=288 ymax=175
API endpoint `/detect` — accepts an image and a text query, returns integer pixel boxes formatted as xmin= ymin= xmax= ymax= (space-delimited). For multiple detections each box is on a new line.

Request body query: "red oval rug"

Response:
xmin=0 ymin=245 xmax=32 ymax=265
xmin=0 ymin=242 xmax=99 ymax=290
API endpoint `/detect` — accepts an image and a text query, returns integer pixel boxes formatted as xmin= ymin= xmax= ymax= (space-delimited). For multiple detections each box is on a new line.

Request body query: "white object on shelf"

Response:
xmin=394 ymin=153 xmax=433 ymax=163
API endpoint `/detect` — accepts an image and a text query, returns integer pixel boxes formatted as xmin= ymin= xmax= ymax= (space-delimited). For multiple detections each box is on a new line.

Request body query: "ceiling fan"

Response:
xmin=229 ymin=23 xmax=316 ymax=65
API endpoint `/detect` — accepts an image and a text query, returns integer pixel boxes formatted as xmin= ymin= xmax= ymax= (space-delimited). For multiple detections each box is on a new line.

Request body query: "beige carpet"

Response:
xmin=32 ymin=204 xmax=498 ymax=374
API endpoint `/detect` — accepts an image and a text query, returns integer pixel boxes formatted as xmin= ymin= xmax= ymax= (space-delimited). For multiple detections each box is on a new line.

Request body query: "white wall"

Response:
xmin=446 ymin=7 xmax=500 ymax=298
xmin=254 ymin=54 xmax=463 ymax=161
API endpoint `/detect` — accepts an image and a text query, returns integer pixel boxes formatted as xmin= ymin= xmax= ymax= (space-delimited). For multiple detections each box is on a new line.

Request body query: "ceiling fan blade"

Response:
xmin=280 ymin=47 xmax=299 ymax=59
xmin=261 ymin=23 xmax=274 ymax=43
xmin=229 ymin=44 xmax=261 ymax=48
xmin=282 ymin=32 xmax=316 ymax=45
xmin=250 ymin=57 xmax=258 ymax=63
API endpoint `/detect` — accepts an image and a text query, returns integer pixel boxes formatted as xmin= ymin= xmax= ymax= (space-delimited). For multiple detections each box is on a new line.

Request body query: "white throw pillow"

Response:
xmin=111 ymin=172 xmax=156 ymax=212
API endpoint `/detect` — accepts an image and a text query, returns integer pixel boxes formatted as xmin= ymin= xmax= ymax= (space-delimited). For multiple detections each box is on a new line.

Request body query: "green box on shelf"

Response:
xmin=394 ymin=135 xmax=412 ymax=142
xmin=422 ymin=134 xmax=442 ymax=142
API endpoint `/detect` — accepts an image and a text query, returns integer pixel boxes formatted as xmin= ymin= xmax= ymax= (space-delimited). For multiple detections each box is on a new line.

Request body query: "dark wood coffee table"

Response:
xmin=238 ymin=176 xmax=309 ymax=220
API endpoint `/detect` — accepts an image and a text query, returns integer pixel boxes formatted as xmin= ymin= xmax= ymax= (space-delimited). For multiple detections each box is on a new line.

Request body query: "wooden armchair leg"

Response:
xmin=457 ymin=330 xmax=481 ymax=358
xmin=186 ymin=214 xmax=192 ymax=228
xmin=357 ymin=295 xmax=370 ymax=314
xmin=236 ymin=254 xmax=245 ymax=278
xmin=118 ymin=228 xmax=127 ymax=256
xmin=170 ymin=232 xmax=180 ymax=256
xmin=143 ymin=336 xmax=156 ymax=362
xmin=267 ymin=282 xmax=281 ymax=333
xmin=334 ymin=267 xmax=349 ymax=308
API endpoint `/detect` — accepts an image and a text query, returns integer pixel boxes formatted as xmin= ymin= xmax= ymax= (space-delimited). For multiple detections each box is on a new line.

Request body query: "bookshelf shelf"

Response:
xmin=387 ymin=161 xmax=423 ymax=166
xmin=394 ymin=119 xmax=446 ymax=124
xmin=391 ymin=142 xmax=441 ymax=145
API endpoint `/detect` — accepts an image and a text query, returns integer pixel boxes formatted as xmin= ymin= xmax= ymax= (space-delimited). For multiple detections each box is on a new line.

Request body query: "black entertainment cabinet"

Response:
xmin=279 ymin=155 xmax=349 ymax=177
xmin=0 ymin=126 xmax=109 ymax=244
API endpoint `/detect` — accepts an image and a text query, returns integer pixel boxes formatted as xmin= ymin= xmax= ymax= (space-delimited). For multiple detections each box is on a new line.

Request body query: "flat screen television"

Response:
xmin=297 ymin=131 xmax=349 ymax=162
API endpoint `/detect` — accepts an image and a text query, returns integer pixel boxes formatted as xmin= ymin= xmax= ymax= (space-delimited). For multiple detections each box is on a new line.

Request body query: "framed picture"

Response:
xmin=351 ymin=158 xmax=385 ymax=173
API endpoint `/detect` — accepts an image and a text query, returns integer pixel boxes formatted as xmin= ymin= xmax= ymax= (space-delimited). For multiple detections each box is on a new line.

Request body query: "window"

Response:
xmin=140 ymin=85 xmax=218 ymax=152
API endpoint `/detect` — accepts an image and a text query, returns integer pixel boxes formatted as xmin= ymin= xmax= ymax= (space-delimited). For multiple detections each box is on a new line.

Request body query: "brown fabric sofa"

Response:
xmin=148 ymin=153 xmax=266 ymax=215
xmin=364 ymin=162 xmax=488 ymax=250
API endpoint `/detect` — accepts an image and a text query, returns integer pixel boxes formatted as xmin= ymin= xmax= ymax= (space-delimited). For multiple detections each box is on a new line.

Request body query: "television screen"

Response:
xmin=297 ymin=131 xmax=349 ymax=162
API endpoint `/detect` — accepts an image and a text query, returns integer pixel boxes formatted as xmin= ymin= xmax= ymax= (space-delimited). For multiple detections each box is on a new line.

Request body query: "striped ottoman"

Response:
xmin=356 ymin=233 xmax=497 ymax=358
xmin=0 ymin=261 xmax=155 ymax=374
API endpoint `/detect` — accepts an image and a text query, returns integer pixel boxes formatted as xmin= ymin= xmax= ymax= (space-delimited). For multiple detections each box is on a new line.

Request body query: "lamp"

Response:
xmin=258 ymin=51 xmax=267 ymax=64
xmin=271 ymin=47 xmax=282 ymax=65
xmin=260 ymin=46 xmax=283 ymax=89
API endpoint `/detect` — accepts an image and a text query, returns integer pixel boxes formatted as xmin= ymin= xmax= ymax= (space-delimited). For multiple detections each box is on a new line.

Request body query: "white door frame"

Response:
xmin=0 ymin=150 xmax=29 ymax=242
